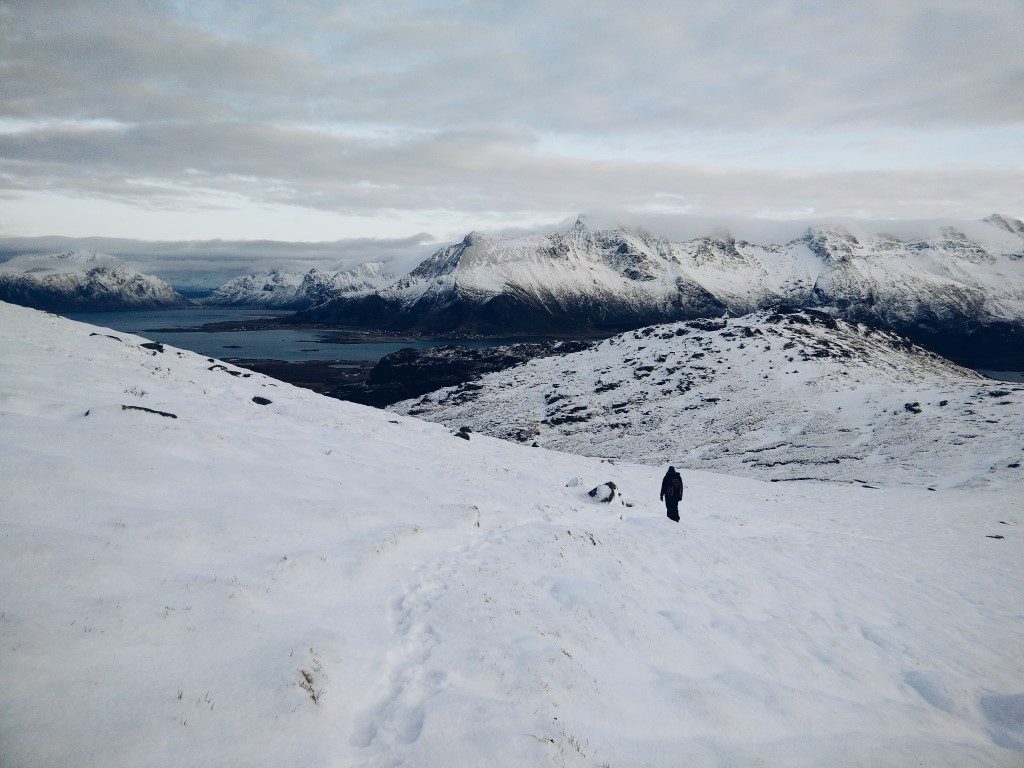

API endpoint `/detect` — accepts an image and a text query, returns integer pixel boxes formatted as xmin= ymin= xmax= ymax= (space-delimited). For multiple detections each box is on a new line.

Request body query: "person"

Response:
xmin=660 ymin=466 xmax=684 ymax=522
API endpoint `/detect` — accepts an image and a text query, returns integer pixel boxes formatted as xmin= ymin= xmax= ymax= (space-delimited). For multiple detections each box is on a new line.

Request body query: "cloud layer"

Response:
xmin=1 ymin=0 xmax=1021 ymax=241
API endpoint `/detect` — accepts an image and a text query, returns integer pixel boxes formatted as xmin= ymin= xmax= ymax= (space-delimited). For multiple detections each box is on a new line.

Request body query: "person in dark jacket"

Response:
xmin=660 ymin=466 xmax=684 ymax=522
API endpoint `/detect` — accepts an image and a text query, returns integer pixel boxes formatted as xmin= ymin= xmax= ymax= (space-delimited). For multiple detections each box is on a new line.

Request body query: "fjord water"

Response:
xmin=63 ymin=307 xmax=522 ymax=362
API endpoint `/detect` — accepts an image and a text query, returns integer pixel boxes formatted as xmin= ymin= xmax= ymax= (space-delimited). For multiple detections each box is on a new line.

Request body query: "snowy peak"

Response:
xmin=0 ymin=250 xmax=113 ymax=274
xmin=204 ymin=269 xmax=306 ymax=308
xmin=0 ymin=250 xmax=188 ymax=311
xmin=985 ymin=213 xmax=1024 ymax=237
xmin=298 ymin=218 xmax=1024 ymax=366
xmin=801 ymin=226 xmax=860 ymax=263
xmin=394 ymin=307 xmax=1024 ymax=488
xmin=204 ymin=262 xmax=396 ymax=309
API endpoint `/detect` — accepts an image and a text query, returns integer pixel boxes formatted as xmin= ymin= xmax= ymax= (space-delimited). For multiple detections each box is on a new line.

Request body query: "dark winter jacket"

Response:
xmin=661 ymin=470 xmax=684 ymax=502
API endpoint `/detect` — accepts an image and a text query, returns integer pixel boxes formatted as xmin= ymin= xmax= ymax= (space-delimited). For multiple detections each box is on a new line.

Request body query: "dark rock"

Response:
xmin=904 ymin=402 xmax=922 ymax=414
xmin=455 ymin=431 xmax=470 ymax=441
xmin=587 ymin=481 xmax=619 ymax=503
xmin=329 ymin=340 xmax=594 ymax=408
xmin=89 ymin=332 xmax=122 ymax=342
xmin=121 ymin=404 xmax=177 ymax=419
xmin=252 ymin=396 xmax=272 ymax=405
xmin=140 ymin=342 xmax=165 ymax=353
xmin=986 ymin=535 xmax=1005 ymax=539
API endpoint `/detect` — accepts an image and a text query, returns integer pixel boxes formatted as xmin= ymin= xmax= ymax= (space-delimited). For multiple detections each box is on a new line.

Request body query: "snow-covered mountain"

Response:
xmin=297 ymin=216 xmax=1024 ymax=367
xmin=393 ymin=308 xmax=1024 ymax=488
xmin=1 ymin=299 xmax=1022 ymax=766
xmin=0 ymin=251 xmax=189 ymax=311
xmin=204 ymin=261 xmax=395 ymax=309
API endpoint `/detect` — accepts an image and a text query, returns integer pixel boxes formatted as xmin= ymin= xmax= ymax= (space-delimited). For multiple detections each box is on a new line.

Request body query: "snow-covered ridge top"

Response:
xmin=0 ymin=249 xmax=122 ymax=275
xmin=344 ymin=214 xmax=1024 ymax=308
xmin=297 ymin=213 xmax=1024 ymax=355
xmin=204 ymin=260 xmax=396 ymax=309
xmin=984 ymin=213 xmax=1024 ymax=236
xmin=0 ymin=250 xmax=188 ymax=310
xmin=394 ymin=308 xmax=1024 ymax=488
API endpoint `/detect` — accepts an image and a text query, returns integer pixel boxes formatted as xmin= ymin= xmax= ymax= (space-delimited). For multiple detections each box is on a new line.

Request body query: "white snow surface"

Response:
xmin=0 ymin=251 xmax=187 ymax=310
xmin=204 ymin=262 xmax=395 ymax=309
xmin=393 ymin=311 xmax=1024 ymax=489
xmin=1 ymin=301 xmax=1022 ymax=767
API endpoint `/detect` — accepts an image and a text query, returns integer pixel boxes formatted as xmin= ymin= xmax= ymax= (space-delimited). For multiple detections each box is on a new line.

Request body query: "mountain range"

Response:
xmin=0 ymin=251 xmax=188 ymax=311
xmin=297 ymin=215 xmax=1024 ymax=368
xmin=203 ymin=261 xmax=395 ymax=309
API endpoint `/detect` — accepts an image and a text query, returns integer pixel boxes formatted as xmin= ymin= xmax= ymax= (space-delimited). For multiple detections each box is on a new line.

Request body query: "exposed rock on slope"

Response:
xmin=204 ymin=262 xmax=394 ymax=309
xmin=333 ymin=340 xmax=594 ymax=407
xmin=392 ymin=308 xmax=1024 ymax=487
xmin=0 ymin=251 xmax=189 ymax=311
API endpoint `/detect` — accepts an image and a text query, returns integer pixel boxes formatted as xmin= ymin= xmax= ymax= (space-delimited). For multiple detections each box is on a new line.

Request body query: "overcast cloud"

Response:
xmin=0 ymin=0 xmax=1021 ymax=252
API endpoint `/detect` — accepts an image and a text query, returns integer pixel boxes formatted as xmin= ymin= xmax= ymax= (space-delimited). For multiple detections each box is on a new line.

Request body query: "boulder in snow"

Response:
xmin=587 ymin=481 xmax=621 ymax=504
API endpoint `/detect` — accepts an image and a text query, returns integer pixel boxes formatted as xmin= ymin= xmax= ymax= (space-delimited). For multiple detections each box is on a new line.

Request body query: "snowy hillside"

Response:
xmin=297 ymin=216 xmax=1024 ymax=366
xmin=1 ymin=300 xmax=1022 ymax=767
xmin=0 ymin=251 xmax=189 ymax=311
xmin=393 ymin=308 xmax=1024 ymax=488
xmin=204 ymin=262 xmax=395 ymax=309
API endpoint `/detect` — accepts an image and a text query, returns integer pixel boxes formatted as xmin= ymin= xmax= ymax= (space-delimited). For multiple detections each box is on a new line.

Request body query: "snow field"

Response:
xmin=0 ymin=302 xmax=1022 ymax=767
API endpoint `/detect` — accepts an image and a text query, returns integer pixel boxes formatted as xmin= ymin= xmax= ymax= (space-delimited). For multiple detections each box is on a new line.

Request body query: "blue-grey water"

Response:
xmin=63 ymin=308 xmax=524 ymax=362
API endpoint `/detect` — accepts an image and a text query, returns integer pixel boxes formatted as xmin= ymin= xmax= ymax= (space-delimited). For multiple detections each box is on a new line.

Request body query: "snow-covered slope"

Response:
xmin=393 ymin=309 xmax=1024 ymax=488
xmin=298 ymin=216 xmax=1024 ymax=366
xmin=204 ymin=262 xmax=395 ymax=309
xmin=202 ymin=268 xmax=306 ymax=307
xmin=0 ymin=251 xmax=189 ymax=311
xmin=1 ymin=301 xmax=1022 ymax=767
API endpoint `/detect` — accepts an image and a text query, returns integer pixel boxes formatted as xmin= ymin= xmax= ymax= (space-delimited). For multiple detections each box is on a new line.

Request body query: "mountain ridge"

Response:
xmin=202 ymin=261 xmax=395 ymax=309
xmin=0 ymin=251 xmax=189 ymax=311
xmin=294 ymin=215 xmax=1024 ymax=367
xmin=391 ymin=307 xmax=1024 ymax=488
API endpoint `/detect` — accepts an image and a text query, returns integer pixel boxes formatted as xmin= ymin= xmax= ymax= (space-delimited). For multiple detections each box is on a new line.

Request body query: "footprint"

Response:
xmin=351 ymin=573 xmax=452 ymax=755
xmin=902 ymin=670 xmax=959 ymax=714
xmin=980 ymin=693 xmax=1024 ymax=752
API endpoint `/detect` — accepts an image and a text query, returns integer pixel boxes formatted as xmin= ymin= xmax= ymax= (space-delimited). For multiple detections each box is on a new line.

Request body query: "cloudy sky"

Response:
xmin=1 ymin=0 xmax=1022 ymax=251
